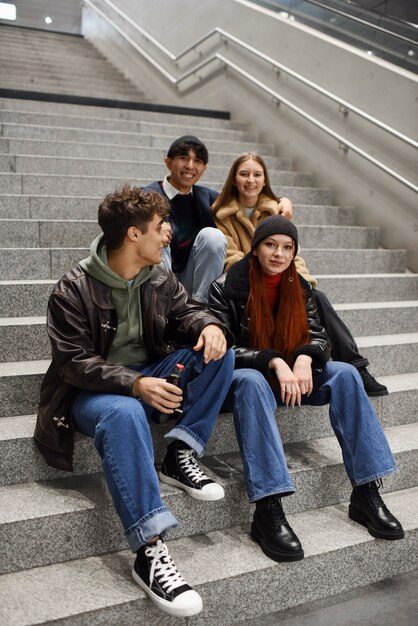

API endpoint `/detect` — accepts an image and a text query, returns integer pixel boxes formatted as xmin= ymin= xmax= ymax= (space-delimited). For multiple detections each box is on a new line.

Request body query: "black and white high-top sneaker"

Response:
xmin=159 ymin=441 xmax=224 ymax=501
xmin=132 ymin=538 xmax=202 ymax=617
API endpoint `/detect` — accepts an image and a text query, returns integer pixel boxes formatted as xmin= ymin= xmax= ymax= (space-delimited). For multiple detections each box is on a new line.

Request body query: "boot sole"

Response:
xmin=348 ymin=504 xmax=405 ymax=540
xmin=251 ymin=523 xmax=304 ymax=562
xmin=365 ymin=390 xmax=389 ymax=397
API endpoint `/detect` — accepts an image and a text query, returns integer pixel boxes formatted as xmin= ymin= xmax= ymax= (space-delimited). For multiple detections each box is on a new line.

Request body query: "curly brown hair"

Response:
xmin=98 ymin=185 xmax=170 ymax=250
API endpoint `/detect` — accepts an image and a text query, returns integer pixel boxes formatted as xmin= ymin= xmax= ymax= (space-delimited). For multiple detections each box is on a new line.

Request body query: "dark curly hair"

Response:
xmin=98 ymin=185 xmax=170 ymax=250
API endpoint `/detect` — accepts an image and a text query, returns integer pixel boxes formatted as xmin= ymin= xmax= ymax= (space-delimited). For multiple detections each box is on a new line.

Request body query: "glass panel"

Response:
xmin=254 ymin=0 xmax=418 ymax=73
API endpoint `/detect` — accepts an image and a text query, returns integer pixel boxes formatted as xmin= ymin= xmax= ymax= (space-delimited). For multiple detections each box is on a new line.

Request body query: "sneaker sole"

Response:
xmin=159 ymin=471 xmax=225 ymax=501
xmin=132 ymin=567 xmax=203 ymax=617
xmin=251 ymin=523 xmax=304 ymax=562
xmin=348 ymin=505 xmax=405 ymax=540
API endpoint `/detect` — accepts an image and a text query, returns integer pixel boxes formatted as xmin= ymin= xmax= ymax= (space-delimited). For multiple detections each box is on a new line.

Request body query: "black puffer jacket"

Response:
xmin=35 ymin=264 xmax=233 ymax=472
xmin=208 ymin=254 xmax=331 ymax=378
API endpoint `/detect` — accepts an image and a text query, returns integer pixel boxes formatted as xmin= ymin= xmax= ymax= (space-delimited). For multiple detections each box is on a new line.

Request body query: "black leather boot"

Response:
xmin=349 ymin=480 xmax=404 ymax=540
xmin=358 ymin=367 xmax=388 ymax=397
xmin=251 ymin=495 xmax=304 ymax=562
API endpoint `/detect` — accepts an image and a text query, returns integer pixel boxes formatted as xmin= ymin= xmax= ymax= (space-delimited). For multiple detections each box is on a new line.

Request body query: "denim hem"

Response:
xmin=125 ymin=507 xmax=179 ymax=552
xmin=248 ymin=486 xmax=295 ymax=503
xmin=165 ymin=425 xmax=205 ymax=457
xmin=352 ymin=466 xmax=396 ymax=487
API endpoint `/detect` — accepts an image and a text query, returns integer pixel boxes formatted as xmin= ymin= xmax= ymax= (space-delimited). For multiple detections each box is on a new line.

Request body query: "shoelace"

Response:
xmin=267 ymin=498 xmax=287 ymax=528
xmin=365 ymin=479 xmax=385 ymax=511
xmin=178 ymin=449 xmax=210 ymax=484
xmin=145 ymin=540 xmax=188 ymax=593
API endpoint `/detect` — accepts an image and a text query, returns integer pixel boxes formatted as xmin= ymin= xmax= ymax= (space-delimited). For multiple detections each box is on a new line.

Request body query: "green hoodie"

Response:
xmin=79 ymin=234 xmax=154 ymax=366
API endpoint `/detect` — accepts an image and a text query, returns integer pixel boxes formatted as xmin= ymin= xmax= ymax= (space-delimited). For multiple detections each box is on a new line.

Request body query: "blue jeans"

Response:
xmin=71 ymin=347 xmax=235 ymax=552
xmin=161 ymin=227 xmax=226 ymax=303
xmin=224 ymin=361 xmax=396 ymax=502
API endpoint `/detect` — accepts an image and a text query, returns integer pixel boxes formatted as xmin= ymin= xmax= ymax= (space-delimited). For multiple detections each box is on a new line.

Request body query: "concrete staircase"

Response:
xmin=0 ymin=24 xmax=145 ymax=101
xmin=0 ymin=64 xmax=418 ymax=626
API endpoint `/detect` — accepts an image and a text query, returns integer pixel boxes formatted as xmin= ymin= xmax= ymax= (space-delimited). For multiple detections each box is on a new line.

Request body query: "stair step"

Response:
xmin=0 ymin=246 xmax=402 ymax=281
xmin=302 ymin=249 xmax=405 ymax=275
xmin=0 ymin=280 xmax=54 ymax=317
xmin=0 ymin=423 xmax=416 ymax=574
xmin=0 ymin=124 xmax=277 ymax=153
xmin=0 ymin=174 xmax=330 ymax=202
xmin=356 ymin=333 xmax=418 ymax=375
xmin=0 ymin=118 xmax=260 ymax=142
xmin=334 ymin=301 xmax=418 ymax=335
xmin=316 ymin=273 xmax=418 ymax=303
xmin=0 ymin=139 xmax=288 ymax=167
xmin=0 ymin=486 xmax=416 ymax=625
xmin=4 ymin=302 xmax=416 ymax=362
xmin=0 ymin=101 xmax=244 ymax=129
xmin=0 ymin=155 xmax=311 ymax=187
xmin=0 ymin=246 xmax=403 ymax=281
xmin=0 ymin=110 xmax=250 ymax=136
xmin=1 ymin=386 xmax=417 ymax=486
xmin=0 ymin=193 xmax=353 ymax=223
xmin=2 ymin=274 xmax=416 ymax=316
xmin=0 ymin=220 xmax=377 ymax=251
xmin=0 ymin=122 xmax=272 ymax=151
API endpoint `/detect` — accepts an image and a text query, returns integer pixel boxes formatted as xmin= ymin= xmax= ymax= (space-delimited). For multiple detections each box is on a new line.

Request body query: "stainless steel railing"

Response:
xmin=82 ymin=0 xmax=418 ymax=193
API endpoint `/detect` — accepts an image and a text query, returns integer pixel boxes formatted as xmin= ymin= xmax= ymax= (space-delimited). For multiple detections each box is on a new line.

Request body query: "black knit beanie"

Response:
xmin=251 ymin=215 xmax=298 ymax=256
xmin=166 ymin=135 xmax=209 ymax=163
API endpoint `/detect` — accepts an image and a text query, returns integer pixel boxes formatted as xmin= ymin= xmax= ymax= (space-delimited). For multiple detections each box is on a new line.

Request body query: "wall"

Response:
xmin=82 ymin=0 xmax=418 ymax=270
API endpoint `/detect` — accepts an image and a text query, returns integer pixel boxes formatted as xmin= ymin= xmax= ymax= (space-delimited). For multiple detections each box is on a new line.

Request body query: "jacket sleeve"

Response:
xmin=214 ymin=218 xmax=246 ymax=272
xmin=164 ymin=270 xmax=234 ymax=347
xmin=208 ymin=278 xmax=282 ymax=377
xmin=291 ymin=288 xmax=331 ymax=367
xmin=47 ymin=290 xmax=139 ymax=396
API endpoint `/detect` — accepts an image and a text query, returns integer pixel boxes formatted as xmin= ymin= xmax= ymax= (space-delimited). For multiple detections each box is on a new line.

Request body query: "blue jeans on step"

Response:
xmin=224 ymin=361 xmax=396 ymax=502
xmin=71 ymin=347 xmax=235 ymax=552
xmin=161 ymin=227 xmax=227 ymax=303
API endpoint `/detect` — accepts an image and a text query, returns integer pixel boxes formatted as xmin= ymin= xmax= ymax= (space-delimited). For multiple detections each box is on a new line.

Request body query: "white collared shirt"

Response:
xmin=162 ymin=176 xmax=194 ymax=200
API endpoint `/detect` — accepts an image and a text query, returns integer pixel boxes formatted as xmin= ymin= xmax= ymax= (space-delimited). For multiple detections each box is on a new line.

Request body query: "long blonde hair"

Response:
xmin=212 ymin=153 xmax=279 ymax=214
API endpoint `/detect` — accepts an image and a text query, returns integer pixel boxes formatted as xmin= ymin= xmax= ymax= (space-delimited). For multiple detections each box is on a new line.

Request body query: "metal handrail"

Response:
xmin=83 ymin=0 xmax=418 ymax=193
xmin=84 ymin=0 xmax=417 ymax=150
xmin=218 ymin=54 xmax=418 ymax=193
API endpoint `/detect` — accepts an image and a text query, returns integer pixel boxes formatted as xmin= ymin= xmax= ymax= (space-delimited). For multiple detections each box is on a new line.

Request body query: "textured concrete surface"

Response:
xmin=237 ymin=569 xmax=418 ymax=626
xmin=0 ymin=487 xmax=416 ymax=625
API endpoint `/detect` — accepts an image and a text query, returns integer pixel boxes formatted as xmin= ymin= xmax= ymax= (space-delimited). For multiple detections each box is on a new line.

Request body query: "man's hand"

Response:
xmin=161 ymin=221 xmax=173 ymax=247
xmin=132 ymin=376 xmax=182 ymax=414
xmin=292 ymin=355 xmax=313 ymax=397
xmin=269 ymin=356 xmax=301 ymax=407
xmin=193 ymin=324 xmax=227 ymax=364
xmin=277 ymin=197 xmax=293 ymax=221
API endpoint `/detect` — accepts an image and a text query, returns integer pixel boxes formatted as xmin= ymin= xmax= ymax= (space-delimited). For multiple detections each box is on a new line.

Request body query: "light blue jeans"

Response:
xmin=71 ymin=347 xmax=235 ymax=551
xmin=161 ymin=227 xmax=227 ymax=303
xmin=224 ymin=361 xmax=396 ymax=502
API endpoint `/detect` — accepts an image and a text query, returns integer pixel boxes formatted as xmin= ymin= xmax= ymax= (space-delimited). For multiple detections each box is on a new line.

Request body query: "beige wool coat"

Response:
xmin=213 ymin=194 xmax=318 ymax=288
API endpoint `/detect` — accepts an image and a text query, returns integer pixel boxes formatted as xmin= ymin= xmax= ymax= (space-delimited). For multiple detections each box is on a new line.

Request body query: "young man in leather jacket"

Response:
xmin=34 ymin=185 xmax=235 ymax=619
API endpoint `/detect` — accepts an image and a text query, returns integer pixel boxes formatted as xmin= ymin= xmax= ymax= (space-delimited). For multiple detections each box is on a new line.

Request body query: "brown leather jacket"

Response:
xmin=34 ymin=264 xmax=231 ymax=472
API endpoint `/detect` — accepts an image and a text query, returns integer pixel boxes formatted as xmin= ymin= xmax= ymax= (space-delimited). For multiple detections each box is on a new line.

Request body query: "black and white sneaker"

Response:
xmin=132 ymin=539 xmax=202 ymax=617
xmin=159 ymin=441 xmax=224 ymax=501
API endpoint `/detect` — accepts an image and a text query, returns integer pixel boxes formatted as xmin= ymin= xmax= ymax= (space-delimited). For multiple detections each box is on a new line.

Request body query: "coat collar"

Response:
xmin=224 ymin=254 xmax=312 ymax=300
xmin=224 ymin=254 xmax=251 ymax=299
